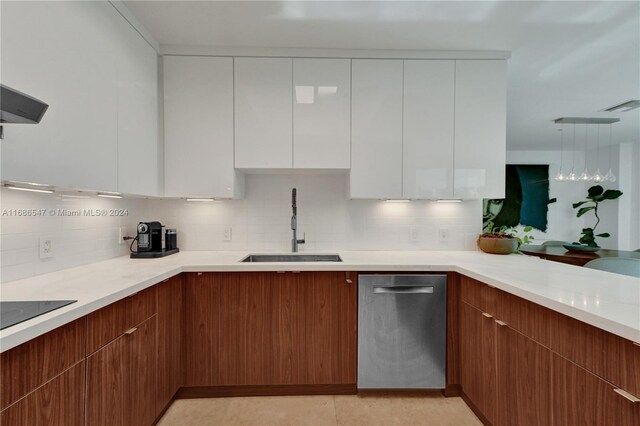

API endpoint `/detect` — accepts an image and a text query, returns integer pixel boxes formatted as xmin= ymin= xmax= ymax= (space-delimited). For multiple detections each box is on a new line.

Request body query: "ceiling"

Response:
xmin=124 ymin=0 xmax=640 ymax=151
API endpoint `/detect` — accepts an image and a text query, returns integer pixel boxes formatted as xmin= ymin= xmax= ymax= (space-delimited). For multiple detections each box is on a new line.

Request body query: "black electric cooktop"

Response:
xmin=0 ymin=300 xmax=77 ymax=330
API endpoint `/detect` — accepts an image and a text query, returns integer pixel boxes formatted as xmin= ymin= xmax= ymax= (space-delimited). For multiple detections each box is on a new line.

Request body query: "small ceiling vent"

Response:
xmin=603 ymin=100 xmax=640 ymax=112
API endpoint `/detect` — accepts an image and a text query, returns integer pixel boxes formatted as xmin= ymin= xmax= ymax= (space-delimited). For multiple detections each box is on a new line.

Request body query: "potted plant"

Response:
xmin=571 ymin=185 xmax=623 ymax=248
xmin=478 ymin=222 xmax=534 ymax=254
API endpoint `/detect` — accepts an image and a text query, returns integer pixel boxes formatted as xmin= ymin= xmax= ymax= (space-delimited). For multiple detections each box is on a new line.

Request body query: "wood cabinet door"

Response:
xmin=496 ymin=323 xmax=551 ymax=426
xmin=459 ymin=302 xmax=496 ymax=424
xmin=552 ymin=352 xmax=640 ymax=426
xmin=157 ymin=276 xmax=183 ymax=411
xmin=86 ymin=334 xmax=129 ymax=426
xmin=184 ymin=273 xmax=222 ymax=386
xmin=128 ymin=316 xmax=157 ymax=426
xmin=0 ymin=361 xmax=85 ymax=426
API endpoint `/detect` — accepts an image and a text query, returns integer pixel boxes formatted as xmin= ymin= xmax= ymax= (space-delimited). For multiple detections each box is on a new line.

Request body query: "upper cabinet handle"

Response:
xmin=125 ymin=327 xmax=138 ymax=335
xmin=614 ymin=388 xmax=640 ymax=403
xmin=482 ymin=312 xmax=493 ymax=318
xmin=495 ymin=320 xmax=507 ymax=326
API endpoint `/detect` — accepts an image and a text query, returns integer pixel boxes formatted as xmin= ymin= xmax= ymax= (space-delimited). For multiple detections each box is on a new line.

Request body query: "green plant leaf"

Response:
xmin=588 ymin=185 xmax=604 ymax=197
xmin=523 ymin=226 xmax=533 ymax=232
xmin=596 ymin=233 xmax=610 ymax=238
xmin=576 ymin=206 xmax=595 ymax=217
xmin=601 ymin=189 xmax=623 ymax=200
xmin=572 ymin=201 xmax=590 ymax=208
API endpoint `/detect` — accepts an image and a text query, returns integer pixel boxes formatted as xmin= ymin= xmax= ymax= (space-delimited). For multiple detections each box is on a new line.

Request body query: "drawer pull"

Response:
xmin=482 ymin=312 xmax=493 ymax=318
xmin=197 ymin=272 xmax=203 ymax=276
xmin=124 ymin=327 xmax=138 ymax=335
xmin=614 ymin=388 xmax=640 ymax=403
xmin=495 ymin=320 xmax=507 ymax=327
xmin=346 ymin=279 xmax=353 ymax=284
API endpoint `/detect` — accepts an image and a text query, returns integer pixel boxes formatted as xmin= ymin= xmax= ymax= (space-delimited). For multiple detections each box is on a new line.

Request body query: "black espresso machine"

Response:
xmin=130 ymin=221 xmax=179 ymax=259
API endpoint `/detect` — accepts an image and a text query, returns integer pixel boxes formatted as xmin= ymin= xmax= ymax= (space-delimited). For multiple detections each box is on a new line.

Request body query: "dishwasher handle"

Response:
xmin=373 ymin=286 xmax=434 ymax=294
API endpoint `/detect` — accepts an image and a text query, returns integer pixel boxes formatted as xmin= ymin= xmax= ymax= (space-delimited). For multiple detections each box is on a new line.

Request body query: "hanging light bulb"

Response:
xmin=567 ymin=124 xmax=578 ymax=181
xmin=592 ymin=124 xmax=603 ymax=182
xmin=579 ymin=123 xmax=592 ymax=181
xmin=554 ymin=124 xmax=566 ymax=181
xmin=603 ymin=124 xmax=617 ymax=182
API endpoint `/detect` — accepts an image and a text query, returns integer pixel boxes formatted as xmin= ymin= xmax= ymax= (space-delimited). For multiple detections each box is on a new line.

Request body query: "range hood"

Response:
xmin=0 ymin=84 xmax=49 ymax=124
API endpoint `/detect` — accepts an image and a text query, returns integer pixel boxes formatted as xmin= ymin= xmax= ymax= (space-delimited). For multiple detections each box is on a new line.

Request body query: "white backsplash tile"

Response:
xmin=1 ymin=174 xmax=482 ymax=283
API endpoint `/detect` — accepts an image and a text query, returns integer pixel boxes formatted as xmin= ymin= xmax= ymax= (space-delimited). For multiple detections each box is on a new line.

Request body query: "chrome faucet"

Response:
xmin=291 ymin=188 xmax=305 ymax=252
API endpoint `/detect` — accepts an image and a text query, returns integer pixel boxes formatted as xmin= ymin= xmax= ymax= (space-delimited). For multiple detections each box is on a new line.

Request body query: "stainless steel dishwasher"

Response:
xmin=358 ymin=274 xmax=447 ymax=389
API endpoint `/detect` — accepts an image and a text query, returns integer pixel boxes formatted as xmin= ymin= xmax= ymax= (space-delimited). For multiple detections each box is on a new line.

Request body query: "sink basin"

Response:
xmin=240 ymin=254 xmax=343 ymax=263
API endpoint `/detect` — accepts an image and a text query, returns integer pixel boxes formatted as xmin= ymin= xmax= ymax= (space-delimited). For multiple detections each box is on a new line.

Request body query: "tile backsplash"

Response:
xmin=1 ymin=174 xmax=481 ymax=283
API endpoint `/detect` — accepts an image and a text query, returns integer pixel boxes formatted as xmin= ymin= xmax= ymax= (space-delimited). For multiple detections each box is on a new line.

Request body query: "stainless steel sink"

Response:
xmin=240 ymin=254 xmax=342 ymax=263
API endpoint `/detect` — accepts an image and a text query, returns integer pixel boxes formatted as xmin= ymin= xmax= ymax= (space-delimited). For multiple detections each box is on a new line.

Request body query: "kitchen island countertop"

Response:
xmin=1 ymin=250 xmax=638 ymax=352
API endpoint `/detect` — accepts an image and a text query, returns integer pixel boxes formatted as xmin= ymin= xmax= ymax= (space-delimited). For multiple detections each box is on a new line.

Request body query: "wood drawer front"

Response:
xmin=0 ymin=361 xmax=85 ymax=426
xmin=460 ymin=275 xmax=496 ymax=315
xmin=86 ymin=286 xmax=157 ymax=354
xmin=0 ymin=319 xmax=85 ymax=410
xmin=551 ymin=352 xmax=640 ymax=426
xmin=496 ymin=289 xmax=551 ymax=348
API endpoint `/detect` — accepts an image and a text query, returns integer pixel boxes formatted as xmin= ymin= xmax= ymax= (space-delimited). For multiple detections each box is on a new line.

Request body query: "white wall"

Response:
xmin=0 ymin=187 xmax=145 ymax=283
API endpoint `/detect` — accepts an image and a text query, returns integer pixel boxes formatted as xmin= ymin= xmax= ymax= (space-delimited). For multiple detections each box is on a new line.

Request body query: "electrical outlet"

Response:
xmin=39 ymin=236 xmax=54 ymax=259
xmin=409 ymin=227 xmax=419 ymax=242
xmin=223 ymin=227 xmax=232 ymax=242
xmin=119 ymin=227 xmax=127 ymax=245
xmin=438 ymin=228 xmax=449 ymax=243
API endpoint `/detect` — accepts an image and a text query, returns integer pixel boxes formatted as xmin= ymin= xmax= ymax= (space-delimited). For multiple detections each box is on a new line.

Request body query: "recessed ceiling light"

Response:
xmin=603 ymin=100 xmax=640 ymax=113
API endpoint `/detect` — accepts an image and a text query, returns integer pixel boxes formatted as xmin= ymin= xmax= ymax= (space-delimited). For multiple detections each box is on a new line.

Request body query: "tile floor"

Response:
xmin=157 ymin=393 xmax=481 ymax=426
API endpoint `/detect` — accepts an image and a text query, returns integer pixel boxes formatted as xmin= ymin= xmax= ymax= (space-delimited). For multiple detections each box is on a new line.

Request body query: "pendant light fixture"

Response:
xmin=567 ymin=123 xmax=578 ymax=181
xmin=553 ymin=117 xmax=619 ymax=184
xmin=554 ymin=124 xmax=566 ymax=181
xmin=603 ymin=123 xmax=617 ymax=182
xmin=592 ymin=124 xmax=603 ymax=182
xmin=579 ymin=124 xmax=592 ymax=181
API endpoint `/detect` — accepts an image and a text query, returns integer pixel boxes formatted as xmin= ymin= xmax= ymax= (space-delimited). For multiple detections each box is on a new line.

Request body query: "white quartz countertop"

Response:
xmin=1 ymin=250 xmax=639 ymax=352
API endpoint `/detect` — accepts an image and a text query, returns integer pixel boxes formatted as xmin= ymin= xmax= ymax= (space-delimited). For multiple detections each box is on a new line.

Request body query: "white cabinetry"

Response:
xmin=164 ymin=56 xmax=242 ymax=198
xmin=402 ymin=60 xmax=455 ymax=199
xmin=115 ymin=16 xmax=160 ymax=196
xmin=454 ymin=60 xmax=507 ymax=199
xmin=234 ymin=58 xmax=293 ymax=169
xmin=0 ymin=1 xmax=160 ymax=196
xmin=293 ymin=58 xmax=351 ymax=169
xmin=350 ymin=60 xmax=404 ymax=199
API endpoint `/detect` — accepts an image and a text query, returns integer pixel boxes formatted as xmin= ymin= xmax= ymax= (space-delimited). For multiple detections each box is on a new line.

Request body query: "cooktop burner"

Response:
xmin=0 ymin=300 xmax=77 ymax=330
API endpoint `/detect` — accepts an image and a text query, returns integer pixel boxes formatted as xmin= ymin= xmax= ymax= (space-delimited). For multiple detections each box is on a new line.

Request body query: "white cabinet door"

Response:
xmin=454 ymin=60 xmax=507 ymax=199
xmin=403 ymin=60 xmax=455 ymax=199
xmin=234 ymin=57 xmax=293 ymax=169
xmin=116 ymin=17 xmax=160 ymax=196
xmin=293 ymin=58 xmax=350 ymax=169
xmin=164 ymin=56 xmax=241 ymax=198
xmin=0 ymin=1 xmax=118 ymax=192
xmin=350 ymin=60 xmax=403 ymax=199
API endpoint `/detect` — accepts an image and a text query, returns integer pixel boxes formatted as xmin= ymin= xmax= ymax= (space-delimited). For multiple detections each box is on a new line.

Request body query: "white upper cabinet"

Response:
xmin=0 ymin=1 xmax=160 ymax=196
xmin=402 ymin=60 xmax=455 ymax=199
xmin=292 ymin=58 xmax=351 ymax=169
xmin=234 ymin=57 xmax=293 ymax=169
xmin=0 ymin=1 xmax=119 ymax=192
xmin=350 ymin=60 xmax=404 ymax=199
xmin=454 ymin=60 xmax=507 ymax=199
xmin=164 ymin=56 xmax=242 ymax=198
xmin=115 ymin=16 xmax=160 ymax=196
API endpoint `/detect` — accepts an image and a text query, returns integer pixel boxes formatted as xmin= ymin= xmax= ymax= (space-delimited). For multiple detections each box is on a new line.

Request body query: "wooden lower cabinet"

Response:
xmin=157 ymin=276 xmax=184 ymax=411
xmin=0 ymin=361 xmax=85 ymax=426
xmin=552 ymin=352 xmax=640 ymax=425
xmin=496 ymin=322 xmax=551 ymax=426
xmin=459 ymin=301 xmax=496 ymax=424
xmin=86 ymin=315 xmax=157 ymax=426
xmin=183 ymin=271 xmax=357 ymax=390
